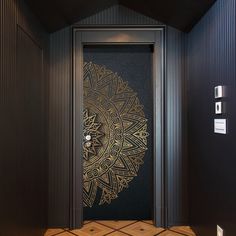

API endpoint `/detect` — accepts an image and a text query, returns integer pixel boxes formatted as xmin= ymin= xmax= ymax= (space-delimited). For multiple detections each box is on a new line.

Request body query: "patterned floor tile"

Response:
xmin=44 ymin=229 xmax=65 ymax=236
xmin=84 ymin=221 xmax=92 ymax=224
xmin=45 ymin=221 xmax=196 ymax=236
xmin=71 ymin=222 xmax=114 ymax=236
xmin=170 ymin=226 xmax=196 ymax=236
xmin=120 ymin=221 xmax=164 ymax=236
xmin=142 ymin=220 xmax=154 ymax=225
xmin=96 ymin=220 xmax=137 ymax=230
xmin=57 ymin=232 xmax=75 ymax=236
xmin=106 ymin=232 xmax=130 ymax=236
xmin=158 ymin=230 xmax=184 ymax=236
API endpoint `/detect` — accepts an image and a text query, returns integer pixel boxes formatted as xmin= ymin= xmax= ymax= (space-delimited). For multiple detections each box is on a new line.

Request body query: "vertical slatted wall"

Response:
xmin=48 ymin=27 xmax=72 ymax=227
xmin=187 ymin=0 xmax=236 ymax=235
xmin=0 ymin=0 xmax=49 ymax=235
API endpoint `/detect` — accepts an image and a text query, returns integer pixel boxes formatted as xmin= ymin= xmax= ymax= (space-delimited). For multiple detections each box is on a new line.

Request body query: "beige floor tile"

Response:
xmin=106 ymin=231 xmax=130 ymax=236
xmin=44 ymin=229 xmax=64 ymax=236
xmin=46 ymin=222 xmax=196 ymax=236
xmin=84 ymin=221 xmax=92 ymax=224
xmin=159 ymin=230 xmax=184 ymax=236
xmin=71 ymin=222 xmax=114 ymax=236
xmin=170 ymin=226 xmax=196 ymax=236
xmin=142 ymin=220 xmax=154 ymax=225
xmin=57 ymin=232 xmax=75 ymax=236
xmin=96 ymin=220 xmax=137 ymax=230
xmin=120 ymin=221 xmax=164 ymax=236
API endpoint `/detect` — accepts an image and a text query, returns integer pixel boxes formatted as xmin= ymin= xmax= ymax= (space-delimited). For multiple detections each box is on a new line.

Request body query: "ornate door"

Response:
xmin=83 ymin=45 xmax=153 ymax=220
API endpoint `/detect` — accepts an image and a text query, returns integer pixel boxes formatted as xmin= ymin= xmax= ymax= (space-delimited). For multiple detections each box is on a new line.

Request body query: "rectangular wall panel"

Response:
xmin=0 ymin=0 xmax=49 ymax=235
xmin=48 ymin=27 xmax=72 ymax=227
xmin=166 ymin=26 xmax=188 ymax=226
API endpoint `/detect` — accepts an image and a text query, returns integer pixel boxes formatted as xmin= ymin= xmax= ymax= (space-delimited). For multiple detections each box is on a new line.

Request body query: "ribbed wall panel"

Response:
xmin=166 ymin=27 xmax=188 ymax=226
xmin=0 ymin=1 xmax=18 ymax=234
xmin=187 ymin=0 xmax=236 ymax=235
xmin=0 ymin=0 xmax=17 ymax=106
xmin=48 ymin=27 xmax=72 ymax=227
xmin=0 ymin=0 xmax=49 ymax=235
xmin=49 ymin=5 xmax=187 ymax=227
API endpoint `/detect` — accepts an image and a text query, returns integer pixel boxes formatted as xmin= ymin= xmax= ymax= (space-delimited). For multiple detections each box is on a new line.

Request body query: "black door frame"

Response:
xmin=71 ymin=26 xmax=166 ymax=229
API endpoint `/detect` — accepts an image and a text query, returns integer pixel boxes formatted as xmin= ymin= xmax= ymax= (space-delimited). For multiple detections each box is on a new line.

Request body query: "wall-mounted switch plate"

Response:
xmin=215 ymin=102 xmax=223 ymax=114
xmin=217 ymin=225 xmax=223 ymax=236
xmin=214 ymin=119 xmax=227 ymax=134
xmin=215 ymin=86 xmax=224 ymax=98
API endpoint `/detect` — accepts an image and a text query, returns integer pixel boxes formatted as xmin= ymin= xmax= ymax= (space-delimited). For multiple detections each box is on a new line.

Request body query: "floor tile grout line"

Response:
xmin=64 ymin=231 xmax=76 ymax=236
xmin=45 ymin=229 xmax=66 ymax=236
xmin=111 ymin=220 xmax=140 ymax=231
xmin=53 ymin=230 xmax=73 ymax=236
xmin=102 ymin=229 xmax=122 ymax=236
xmin=115 ymin=220 xmax=139 ymax=230
xmin=83 ymin=221 xmax=91 ymax=225
xmin=93 ymin=220 xmax=119 ymax=230
xmin=63 ymin=223 xmax=116 ymax=236
xmin=106 ymin=230 xmax=133 ymax=236
xmin=116 ymin=227 xmax=158 ymax=236
xmin=94 ymin=220 xmax=139 ymax=231
xmin=117 ymin=228 xmax=139 ymax=236
xmin=63 ymin=229 xmax=81 ymax=236
xmin=64 ymin=228 xmax=83 ymax=236
xmin=140 ymin=220 xmax=154 ymax=225
xmin=60 ymin=220 xmax=139 ymax=236
xmin=91 ymin=221 xmax=121 ymax=230
xmin=154 ymin=229 xmax=167 ymax=235
xmin=168 ymin=229 xmax=193 ymax=236
xmin=45 ymin=222 xmax=195 ymax=236
xmin=118 ymin=222 xmax=165 ymax=236
xmin=52 ymin=228 xmax=194 ymax=236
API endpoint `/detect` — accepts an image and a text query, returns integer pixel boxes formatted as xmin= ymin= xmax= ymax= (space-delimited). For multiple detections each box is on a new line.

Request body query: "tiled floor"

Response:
xmin=45 ymin=221 xmax=196 ymax=236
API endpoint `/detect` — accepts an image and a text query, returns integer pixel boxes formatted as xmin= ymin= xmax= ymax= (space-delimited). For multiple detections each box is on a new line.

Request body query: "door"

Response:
xmin=72 ymin=28 xmax=165 ymax=228
xmin=83 ymin=45 xmax=153 ymax=220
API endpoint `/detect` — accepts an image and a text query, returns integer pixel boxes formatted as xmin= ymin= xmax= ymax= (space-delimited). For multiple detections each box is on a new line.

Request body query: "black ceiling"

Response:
xmin=25 ymin=0 xmax=216 ymax=32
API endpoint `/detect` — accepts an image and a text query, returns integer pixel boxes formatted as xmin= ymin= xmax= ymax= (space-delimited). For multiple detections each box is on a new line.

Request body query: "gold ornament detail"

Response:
xmin=83 ymin=62 xmax=149 ymax=207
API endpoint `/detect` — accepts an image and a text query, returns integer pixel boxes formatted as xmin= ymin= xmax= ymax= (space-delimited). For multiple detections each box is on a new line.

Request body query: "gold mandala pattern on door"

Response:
xmin=83 ymin=62 xmax=149 ymax=207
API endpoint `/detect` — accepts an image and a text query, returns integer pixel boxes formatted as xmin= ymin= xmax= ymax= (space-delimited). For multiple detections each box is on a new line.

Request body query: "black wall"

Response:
xmin=187 ymin=0 xmax=236 ymax=235
xmin=0 ymin=0 xmax=49 ymax=235
xmin=48 ymin=5 xmax=187 ymax=227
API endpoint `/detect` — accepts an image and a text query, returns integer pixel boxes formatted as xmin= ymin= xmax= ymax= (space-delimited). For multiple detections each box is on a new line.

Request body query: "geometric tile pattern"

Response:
xmin=170 ymin=226 xmax=196 ymax=236
xmin=71 ymin=222 xmax=114 ymax=236
xmin=119 ymin=221 xmax=164 ymax=236
xmin=157 ymin=230 xmax=186 ymax=236
xmin=44 ymin=221 xmax=197 ymax=236
xmin=96 ymin=220 xmax=137 ymax=230
xmin=44 ymin=229 xmax=65 ymax=236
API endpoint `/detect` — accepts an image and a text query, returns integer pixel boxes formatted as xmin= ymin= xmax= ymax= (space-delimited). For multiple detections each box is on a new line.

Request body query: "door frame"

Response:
xmin=71 ymin=26 xmax=166 ymax=229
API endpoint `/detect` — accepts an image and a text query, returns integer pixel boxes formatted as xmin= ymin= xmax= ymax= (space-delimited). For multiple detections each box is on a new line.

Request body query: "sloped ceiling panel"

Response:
xmin=78 ymin=5 xmax=162 ymax=25
xmin=24 ymin=0 xmax=216 ymax=32
xmin=25 ymin=0 xmax=118 ymax=32
xmin=120 ymin=0 xmax=216 ymax=32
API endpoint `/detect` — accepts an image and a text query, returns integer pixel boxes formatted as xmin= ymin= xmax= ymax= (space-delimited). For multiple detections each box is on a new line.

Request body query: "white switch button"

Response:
xmin=215 ymin=102 xmax=223 ymax=114
xmin=214 ymin=86 xmax=223 ymax=98
xmin=214 ymin=119 xmax=227 ymax=134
